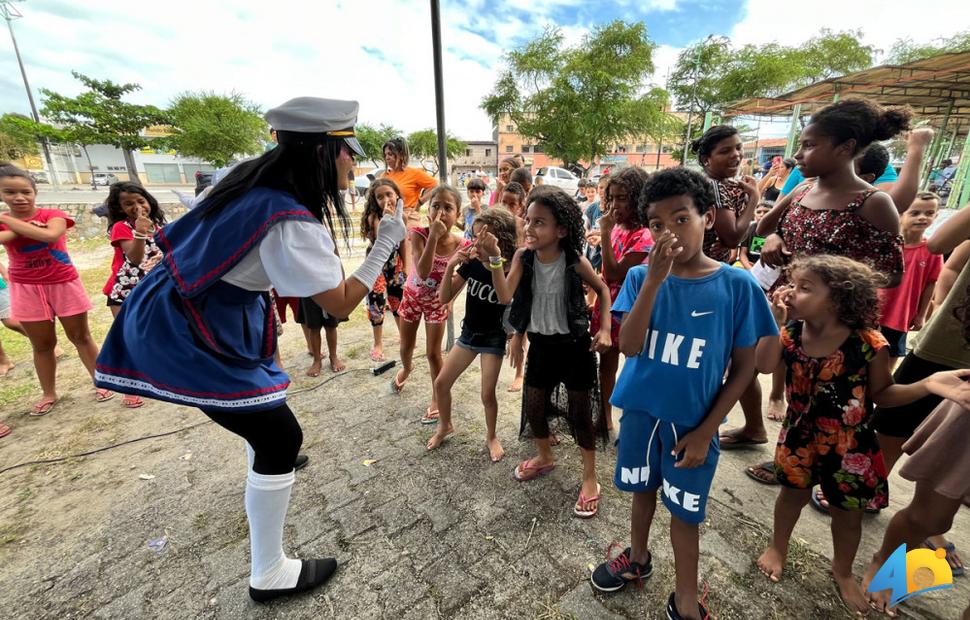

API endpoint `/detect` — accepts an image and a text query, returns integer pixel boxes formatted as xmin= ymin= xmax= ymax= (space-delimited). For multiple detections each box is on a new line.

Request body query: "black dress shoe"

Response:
xmin=249 ymin=558 xmax=337 ymax=603
xmin=294 ymin=454 xmax=309 ymax=471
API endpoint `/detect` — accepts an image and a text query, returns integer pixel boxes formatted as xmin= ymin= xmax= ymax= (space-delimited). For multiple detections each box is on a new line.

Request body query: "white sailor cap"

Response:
xmin=264 ymin=97 xmax=365 ymax=157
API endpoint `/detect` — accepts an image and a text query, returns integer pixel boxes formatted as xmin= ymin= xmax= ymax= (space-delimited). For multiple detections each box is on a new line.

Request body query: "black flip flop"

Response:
xmin=810 ymin=487 xmax=831 ymax=515
xmin=744 ymin=461 xmax=780 ymax=485
xmin=249 ymin=558 xmax=337 ymax=603
xmin=719 ymin=431 xmax=768 ymax=451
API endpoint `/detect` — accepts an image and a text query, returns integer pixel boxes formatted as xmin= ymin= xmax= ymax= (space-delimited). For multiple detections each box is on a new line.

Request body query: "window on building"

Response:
xmin=505 ymin=125 xmax=514 ymax=132
xmin=485 ymin=148 xmax=491 ymax=157
xmin=636 ymin=144 xmax=647 ymax=152
xmin=617 ymin=145 xmax=627 ymax=153
xmin=533 ymin=144 xmax=544 ymax=153
xmin=465 ymin=149 xmax=471 ymax=157
xmin=522 ymin=145 xmax=531 ymax=153
xmin=506 ymin=145 xmax=513 ymax=153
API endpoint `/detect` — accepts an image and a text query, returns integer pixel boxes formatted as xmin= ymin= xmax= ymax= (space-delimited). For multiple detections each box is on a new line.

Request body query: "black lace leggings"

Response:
xmin=523 ymin=386 xmax=598 ymax=451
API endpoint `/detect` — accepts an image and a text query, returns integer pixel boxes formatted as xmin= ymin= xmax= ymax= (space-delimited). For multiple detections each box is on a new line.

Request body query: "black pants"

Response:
xmin=202 ymin=404 xmax=303 ymax=475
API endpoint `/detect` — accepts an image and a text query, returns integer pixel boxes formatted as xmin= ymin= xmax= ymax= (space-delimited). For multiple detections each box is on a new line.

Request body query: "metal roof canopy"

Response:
xmin=723 ymin=50 xmax=970 ymax=137
xmin=723 ymin=50 xmax=970 ymax=208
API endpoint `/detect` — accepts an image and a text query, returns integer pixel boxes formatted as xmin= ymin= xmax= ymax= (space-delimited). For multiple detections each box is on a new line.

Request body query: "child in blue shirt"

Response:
xmin=590 ymin=168 xmax=778 ymax=620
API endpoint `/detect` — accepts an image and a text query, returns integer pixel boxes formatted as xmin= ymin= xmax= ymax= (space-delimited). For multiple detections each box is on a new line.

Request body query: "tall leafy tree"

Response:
xmin=167 ymin=92 xmax=267 ymax=168
xmin=406 ymin=129 xmax=466 ymax=175
xmin=669 ymin=30 xmax=874 ymax=117
xmin=0 ymin=113 xmax=39 ymax=161
xmin=888 ymin=29 xmax=970 ymax=63
xmin=39 ymin=71 xmax=168 ymax=181
xmin=355 ymin=123 xmax=401 ymax=164
xmin=481 ymin=21 xmax=675 ymax=173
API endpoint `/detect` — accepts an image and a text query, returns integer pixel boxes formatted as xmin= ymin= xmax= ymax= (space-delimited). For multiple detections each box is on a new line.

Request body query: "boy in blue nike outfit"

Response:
xmin=590 ymin=168 xmax=777 ymax=620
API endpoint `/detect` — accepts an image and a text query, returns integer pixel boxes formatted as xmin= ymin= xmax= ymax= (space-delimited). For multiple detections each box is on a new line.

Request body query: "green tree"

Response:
xmin=167 ymin=92 xmax=267 ymax=168
xmin=888 ymin=29 xmax=970 ymax=63
xmin=0 ymin=113 xmax=39 ymax=161
xmin=406 ymin=129 xmax=465 ymax=175
xmin=669 ymin=30 xmax=874 ymax=117
xmin=355 ymin=123 xmax=401 ymax=164
xmin=39 ymin=71 xmax=168 ymax=181
xmin=481 ymin=21 xmax=675 ymax=173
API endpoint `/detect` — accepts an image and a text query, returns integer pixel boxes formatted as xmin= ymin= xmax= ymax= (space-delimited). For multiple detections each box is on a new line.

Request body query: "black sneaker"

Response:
xmin=249 ymin=557 xmax=337 ymax=603
xmin=294 ymin=454 xmax=309 ymax=471
xmin=665 ymin=591 xmax=710 ymax=620
xmin=590 ymin=545 xmax=653 ymax=592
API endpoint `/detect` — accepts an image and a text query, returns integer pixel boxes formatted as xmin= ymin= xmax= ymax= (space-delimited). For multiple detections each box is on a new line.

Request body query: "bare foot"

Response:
xmin=834 ymin=572 xmax=871 ymax=616
xmin=0 ymin=360 xmax=13 ymax=377
xmin=307 ymin=358 xmax=322 ymax=377
xmin=767 ymin=397 xmax=786 ymax=421
xmin=756 ymin=546 xmax=786 ymax=582
xmin=330 ymin=357 xmax=346 ymax=372
xmin=426 ymin=424 xmax=454 ymax=450
xmin=53 ymin=345 xmax=65 ymax=359
xmin=862 ymin=557 xmax=896 ymax=617
xmin=487 ymin=437 xmax=505 ymax=462
xmin=507 ymin=376 xmax=523 ymax=392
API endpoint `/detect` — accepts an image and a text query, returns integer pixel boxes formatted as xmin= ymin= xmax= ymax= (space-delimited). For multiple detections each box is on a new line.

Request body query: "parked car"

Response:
xmin=30 ymin=171 xmax=49 ymax=184
xmin=535 ymin=166 xmax=579 ymax=193
xmin=92 ymin=172 xmax=119 ymax=186
xmin=194 ymin=170 xmax=214 ymax=196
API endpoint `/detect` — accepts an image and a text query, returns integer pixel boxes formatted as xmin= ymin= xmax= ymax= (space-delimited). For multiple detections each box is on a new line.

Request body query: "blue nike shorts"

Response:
xmin=614 ymin=410 xmax=720 ymax=525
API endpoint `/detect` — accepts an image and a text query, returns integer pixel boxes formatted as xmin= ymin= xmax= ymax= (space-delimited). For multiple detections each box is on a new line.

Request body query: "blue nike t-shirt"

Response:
xmin=610 ymin=264 xmax=778 ymax=427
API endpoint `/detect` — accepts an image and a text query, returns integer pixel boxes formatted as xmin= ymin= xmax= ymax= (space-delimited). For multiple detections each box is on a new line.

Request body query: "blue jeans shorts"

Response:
xmin=614 ymin=410 xmax=720 ymax=525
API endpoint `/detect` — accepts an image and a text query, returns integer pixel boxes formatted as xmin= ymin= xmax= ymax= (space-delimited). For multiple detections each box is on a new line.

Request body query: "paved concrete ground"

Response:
xmin=1 ymin=293 xmax=968 ymax=619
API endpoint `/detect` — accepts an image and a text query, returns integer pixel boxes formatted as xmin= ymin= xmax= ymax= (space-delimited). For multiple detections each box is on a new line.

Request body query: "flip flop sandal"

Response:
xmin=30 ymin=399 xmax=57 ymax=417
xmin=810 ymin=487 xmax=831 ymax=515
xmin=94 ymin=388 xmax=115 ymax=403
xmin=574 ymin=483 xmax=601 ymax=518
xmin=0 ymin=422 xmax=11 ymax=438
xmin=744 ymin=461 xmax=780 ymax=485
xmin=923 ymin=539 xmax=965 ymax=576
xmin=512 ymin=458 xmax=556 ymax=482
xmin=420 ymin=408 xmax=439 ymax=425
xmin=718 ymin=430 xmax=768 ymax=450
xmin=390 ymin=372 xmax=406 ymax=395
xmin=369 ymin=349 xmax=385 ymax=362
xmin=122 ymin=395 xmax=144 ymax=409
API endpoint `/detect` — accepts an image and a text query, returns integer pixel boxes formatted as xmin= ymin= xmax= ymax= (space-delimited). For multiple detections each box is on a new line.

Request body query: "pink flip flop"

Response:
xmin=512 ymin=458 xmax=556 ymax=482
xmin=574 ymin=483 xmax=602 ymax=518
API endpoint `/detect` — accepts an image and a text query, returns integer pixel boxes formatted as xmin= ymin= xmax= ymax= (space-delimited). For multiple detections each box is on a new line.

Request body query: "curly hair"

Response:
xmin=639 ymin=168 xmax=715 ymax=221
xmin=690 ymin=125 xmax=739 ymax=164
xmin=606 ymin=167 xmax=650 ymax=227
xmin=473 ymin=207 xmax=517 ymax=262
xmin=788 ymin=255 xmax=887 ymax=329
xmin=503 ymin=180 xmax=527 ymax=206
xmin=359 ymin=178 xmax=401 ymax=238
xmin=526 ymin=185 xmax=584 ymax=256
xmin=809 ymin=98 xmax=912 ymax=154
xmin=106 ymin=182 xmax=167 ymax=228
xmin=856 ymin=142 xmax=890 ymax=178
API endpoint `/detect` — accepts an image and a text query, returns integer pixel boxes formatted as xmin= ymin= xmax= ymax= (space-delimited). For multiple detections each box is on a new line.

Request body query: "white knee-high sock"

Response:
xmin=246 ymin=470 xmax=302 ymax=589
xmin=246 ymin=442 xmax=255 ymax=471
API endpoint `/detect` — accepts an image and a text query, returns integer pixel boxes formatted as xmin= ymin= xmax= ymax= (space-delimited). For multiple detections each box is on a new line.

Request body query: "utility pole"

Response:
xmin=0 ymin=0 xmax=58 ymax=188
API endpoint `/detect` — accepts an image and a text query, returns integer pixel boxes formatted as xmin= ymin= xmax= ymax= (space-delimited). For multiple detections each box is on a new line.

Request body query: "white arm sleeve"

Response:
xmin=259 ymin=220 xmax=345 ymax=297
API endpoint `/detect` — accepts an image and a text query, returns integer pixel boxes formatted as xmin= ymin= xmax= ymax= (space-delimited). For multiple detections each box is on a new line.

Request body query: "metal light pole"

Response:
xmin=681 ymin=35 xmax=713 ymax=165
xmin=429 ymin=0 xmax=454 ymax=349
xmin=0 ymin=0 xmax=58 ymax=187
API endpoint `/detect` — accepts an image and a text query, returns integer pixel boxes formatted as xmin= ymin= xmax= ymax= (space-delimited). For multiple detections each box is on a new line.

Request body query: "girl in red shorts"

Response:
xmin=392 ymin=185 xmax=470 ymax=423
xmin=0 ymin=164 xmax=113 ymax=415
xmin=754 ymin=255 xmax=967 ymax=615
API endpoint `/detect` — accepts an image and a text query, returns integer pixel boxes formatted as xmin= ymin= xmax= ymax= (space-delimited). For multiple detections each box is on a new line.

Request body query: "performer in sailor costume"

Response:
xmin=95 ymin=97 xmax=407 ymax=602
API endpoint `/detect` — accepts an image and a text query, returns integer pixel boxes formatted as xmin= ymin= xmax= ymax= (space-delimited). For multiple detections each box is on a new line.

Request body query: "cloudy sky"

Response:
xmin=0 ymin=0 xmax=965 ymax=141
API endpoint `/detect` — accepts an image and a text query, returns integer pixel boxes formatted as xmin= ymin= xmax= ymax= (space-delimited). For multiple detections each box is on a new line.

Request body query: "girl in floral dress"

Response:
xmin=753 ymin=255 xmax=967 ymax=616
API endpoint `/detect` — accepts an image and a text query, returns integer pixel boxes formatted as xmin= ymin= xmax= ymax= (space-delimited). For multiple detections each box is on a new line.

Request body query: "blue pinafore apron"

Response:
xmin=95 ymin=187 xmax=319 ymax=413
